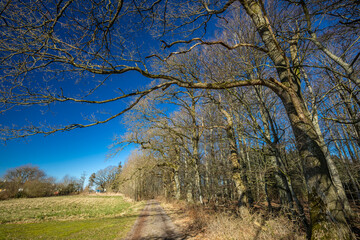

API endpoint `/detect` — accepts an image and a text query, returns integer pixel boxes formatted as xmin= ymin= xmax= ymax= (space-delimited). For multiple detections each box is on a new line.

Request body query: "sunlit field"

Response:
xmin=0 ymin=194 xmax=143 ymax=240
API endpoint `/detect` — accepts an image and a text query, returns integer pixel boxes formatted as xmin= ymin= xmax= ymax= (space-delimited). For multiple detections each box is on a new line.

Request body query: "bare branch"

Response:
xmin=148 ymin=39 xmax=267 ymax=61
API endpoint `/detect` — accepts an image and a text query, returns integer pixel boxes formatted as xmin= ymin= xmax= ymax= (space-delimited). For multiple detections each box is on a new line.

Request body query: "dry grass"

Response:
xmin=204 ymin=211 xmax=305 ymax=240
xmin=161 ymin=200 xmax=306 ymax=240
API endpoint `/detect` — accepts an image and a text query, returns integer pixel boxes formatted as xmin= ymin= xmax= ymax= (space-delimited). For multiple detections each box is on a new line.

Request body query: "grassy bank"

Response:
xmin=0 ymin=194 xmax=143 ymax=240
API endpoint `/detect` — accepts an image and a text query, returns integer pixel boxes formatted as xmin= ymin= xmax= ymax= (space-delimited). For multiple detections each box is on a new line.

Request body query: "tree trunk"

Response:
xmin=301 ymin=65 xmax=354 ymax=219
xmin=215 ymin=97 xmax=252 ymax=208
xmin=184 ymin=157 xmax=194 ymax=203
xmin=192 ymin=123 xmax=203 ymax=204
xmin=187 ymin=91 xmax=204 ymax=204
xmin=280 ymin=90 xmax=353 ymax=239
xmin=173 ymin=148 xmax=182 ymax=200
xmin=173 ymin=169 xmax=181 ymax=200
xmin=239 ymin=1 xmax=354 ymax=237
xmin=256 ymin=88 xmax=294 ymax=209
xmin=264 ymin=175 xmax=273 ymax=212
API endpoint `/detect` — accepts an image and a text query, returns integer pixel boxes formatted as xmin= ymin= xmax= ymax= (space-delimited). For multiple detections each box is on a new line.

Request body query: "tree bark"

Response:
xmin=279 ymin=89 xmax=353 ymax=239
xmin=190 ymin=94 xmax=204 ymax=204
xmin=214 ymin=95 xmax=253 ymax=208
xmin=173 ymin=169 xmax=181 ymax=200
xmin=239 ymin=0 xmax=354 ymax=238
xmin=184 ymin=157 xmax=194 ymax=203
xmin=299 ymin=50 xmax=354 ymax=219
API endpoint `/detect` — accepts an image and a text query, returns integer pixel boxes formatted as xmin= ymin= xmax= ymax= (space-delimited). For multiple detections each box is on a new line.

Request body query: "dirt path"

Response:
xmin=125 ymin=200 xmax=184 ymax=240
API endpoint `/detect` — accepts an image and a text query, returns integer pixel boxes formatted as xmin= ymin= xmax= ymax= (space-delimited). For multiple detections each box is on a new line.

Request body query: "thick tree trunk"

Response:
xmin=189 ymin=91 xmax=204 ymax=204
xmin=173 ymin=148 xmax=182 ymax=200
xmin=173 ymin=169 xmax=181 ymax=200
xmin=229 ymin=148 xmax=250 ymax=207
xmin=184 ymin=157 xmax=194 ymax=203
xmin=301 ymin=64 xmax=354 ymax=218
xmin=239 ymin=0 xmax=354 ymax=237
xmin=280 ymin=91 xmax=353 ymax=239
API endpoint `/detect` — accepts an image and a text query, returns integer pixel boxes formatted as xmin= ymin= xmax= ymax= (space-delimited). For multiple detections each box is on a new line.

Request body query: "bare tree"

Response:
xmin=89 ymin=166 xmax=118 ymax=192
xmin=3 ymin=165 xmax=46 ymax=185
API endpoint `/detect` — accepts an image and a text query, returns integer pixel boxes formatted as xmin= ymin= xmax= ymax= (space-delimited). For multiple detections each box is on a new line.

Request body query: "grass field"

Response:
xmin=0 ymin=194 xmax=143 ymax=240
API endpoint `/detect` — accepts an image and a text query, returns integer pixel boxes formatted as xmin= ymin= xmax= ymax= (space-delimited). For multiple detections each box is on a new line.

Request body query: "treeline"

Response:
xmin=0 ymin=163 xmax=124 ymax=200
xmin=0 ymin=165 xmax=85 ymax=200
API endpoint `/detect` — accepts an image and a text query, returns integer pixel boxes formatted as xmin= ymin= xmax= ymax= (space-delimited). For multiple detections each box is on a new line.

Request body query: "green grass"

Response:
xmin=0 ymin=194 xmax=143 ymax=240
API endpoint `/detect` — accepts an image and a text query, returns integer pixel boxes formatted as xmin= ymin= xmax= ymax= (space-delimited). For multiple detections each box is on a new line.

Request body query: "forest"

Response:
xmin=0 ymin=0 xmax=359 ymax=239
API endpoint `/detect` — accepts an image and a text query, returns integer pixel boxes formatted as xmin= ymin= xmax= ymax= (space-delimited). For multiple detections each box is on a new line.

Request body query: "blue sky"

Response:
xmin=0 ymin=71 xmax=150 ymax=182
xmin=0 ymin=120 xmax=133 ymax=182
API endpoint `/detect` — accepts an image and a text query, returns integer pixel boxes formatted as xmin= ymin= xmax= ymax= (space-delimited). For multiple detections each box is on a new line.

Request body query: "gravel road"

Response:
xmin=125 ymin=200 xmax=184 ymax=240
